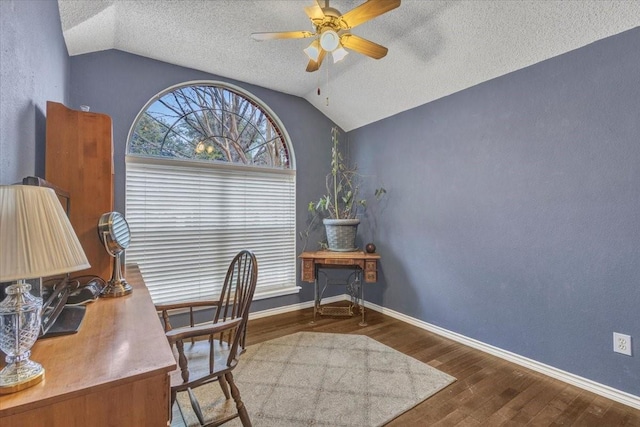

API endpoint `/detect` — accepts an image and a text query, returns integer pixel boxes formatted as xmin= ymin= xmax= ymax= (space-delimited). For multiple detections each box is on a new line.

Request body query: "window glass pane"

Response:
xmin=125 ymin=82 xmax=297 ymax=304
xmin=129 ymin=84 xmax=291 ymax=169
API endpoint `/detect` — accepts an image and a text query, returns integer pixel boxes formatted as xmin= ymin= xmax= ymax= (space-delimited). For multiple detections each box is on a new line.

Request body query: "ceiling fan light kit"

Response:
xmin=319 ymin=29 xmax=340 ymax=52
xmin=332 ymin=46 xmax=349 ymax=63
xmin=251 ymin=0 xmax=401 ymax=72
xmin=304 ymin=39 xmax=321 ymax=62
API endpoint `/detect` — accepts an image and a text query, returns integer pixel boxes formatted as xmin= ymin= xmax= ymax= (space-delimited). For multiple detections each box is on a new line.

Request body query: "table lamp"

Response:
xmin=0 ymin=185 xmax=90 ymax=394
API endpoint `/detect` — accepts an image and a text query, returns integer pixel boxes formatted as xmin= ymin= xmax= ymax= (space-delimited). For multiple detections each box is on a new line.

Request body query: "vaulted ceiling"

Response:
xmin=58 ymin=0 xmax=640 ymax=131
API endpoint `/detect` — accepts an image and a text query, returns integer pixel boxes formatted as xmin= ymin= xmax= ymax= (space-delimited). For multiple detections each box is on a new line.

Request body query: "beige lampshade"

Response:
xmin=0 ymin=185 xmax=90 ymax=282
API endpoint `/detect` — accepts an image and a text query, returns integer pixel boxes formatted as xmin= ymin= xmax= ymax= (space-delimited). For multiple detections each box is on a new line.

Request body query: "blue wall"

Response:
xmin=0 ymin=0 xmax=69 ymax=184
xmin=349 ymin=27 xmax=640 ymax=396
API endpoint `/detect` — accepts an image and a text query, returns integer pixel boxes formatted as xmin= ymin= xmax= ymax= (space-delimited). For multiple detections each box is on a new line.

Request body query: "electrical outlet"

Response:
xmin=613 ymin=332 xmax=632 ymax=356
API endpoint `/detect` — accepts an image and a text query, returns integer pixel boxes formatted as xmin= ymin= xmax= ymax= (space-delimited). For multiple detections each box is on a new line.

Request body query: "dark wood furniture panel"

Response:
xmin=45 ymin=101 xmax=114 ymax=281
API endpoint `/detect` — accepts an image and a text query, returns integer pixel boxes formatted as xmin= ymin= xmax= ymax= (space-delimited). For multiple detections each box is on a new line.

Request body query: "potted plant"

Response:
xmin=307 ymin=127 xmax=385 ymax=251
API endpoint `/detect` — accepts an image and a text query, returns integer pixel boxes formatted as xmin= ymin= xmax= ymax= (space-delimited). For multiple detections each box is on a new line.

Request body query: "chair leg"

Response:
xmin=188 ymin=387 xmax=206 ymax=426
xmin=225 ymin=372 xmax=251 ymax=427
xmin=218 ymin=374 xmax=231 ymax=399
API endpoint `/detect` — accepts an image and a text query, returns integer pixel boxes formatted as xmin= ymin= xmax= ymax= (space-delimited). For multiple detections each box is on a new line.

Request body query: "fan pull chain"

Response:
xmin=325 ymin=61 xmax=330 ymax=106
xmin=315 ymin=60 xmax=330 ymax=106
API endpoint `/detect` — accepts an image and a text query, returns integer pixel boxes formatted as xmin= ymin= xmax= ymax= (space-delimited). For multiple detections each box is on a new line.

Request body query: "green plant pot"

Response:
xmin=323 ymin=218 xmax=360 ymax=252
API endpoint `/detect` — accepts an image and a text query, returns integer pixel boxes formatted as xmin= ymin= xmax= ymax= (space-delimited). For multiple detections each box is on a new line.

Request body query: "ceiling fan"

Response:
xmin=251 ymin=0 xmax=401 ymax=72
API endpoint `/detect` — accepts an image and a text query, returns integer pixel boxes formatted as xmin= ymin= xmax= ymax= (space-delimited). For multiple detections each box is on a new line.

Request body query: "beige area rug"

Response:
xmin=176 ymin=332 xmax=455 ymax=427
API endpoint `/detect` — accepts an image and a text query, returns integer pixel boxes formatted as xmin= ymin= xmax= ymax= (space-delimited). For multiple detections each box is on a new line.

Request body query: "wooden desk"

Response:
xmin=299 ymin=251 xmax=381 ymax=326
xmin=0 ymin=265 xmax=176 ymax=426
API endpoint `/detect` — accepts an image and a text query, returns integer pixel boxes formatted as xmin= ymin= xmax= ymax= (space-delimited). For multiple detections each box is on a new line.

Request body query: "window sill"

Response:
xmin=254 ymin=285 xmax=301 ymax=301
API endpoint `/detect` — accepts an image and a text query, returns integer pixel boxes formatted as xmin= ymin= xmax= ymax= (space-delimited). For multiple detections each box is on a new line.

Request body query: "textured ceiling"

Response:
xmin=58 ymin=0 xmax=640 ymax=131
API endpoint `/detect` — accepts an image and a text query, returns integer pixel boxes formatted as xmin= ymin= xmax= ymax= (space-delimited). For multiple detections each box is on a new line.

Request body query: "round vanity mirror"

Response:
xmin=97 ymin=212 xmax=132 ymax=297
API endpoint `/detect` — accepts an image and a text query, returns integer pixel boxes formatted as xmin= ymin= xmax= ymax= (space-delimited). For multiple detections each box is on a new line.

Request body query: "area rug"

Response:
xmin=176 ymin=332 xmax=455 ymax=427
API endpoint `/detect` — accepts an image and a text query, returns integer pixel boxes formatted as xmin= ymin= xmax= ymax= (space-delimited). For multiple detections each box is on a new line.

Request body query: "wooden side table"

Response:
xmin=299 ymin=251 xmax=381 ymax=326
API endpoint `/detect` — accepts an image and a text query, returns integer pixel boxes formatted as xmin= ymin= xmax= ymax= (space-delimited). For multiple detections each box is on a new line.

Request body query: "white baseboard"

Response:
xmin=249 ymin=295 xmax=640 ymax=410
xmin=248 ymin=294 xmax=346 ymax=320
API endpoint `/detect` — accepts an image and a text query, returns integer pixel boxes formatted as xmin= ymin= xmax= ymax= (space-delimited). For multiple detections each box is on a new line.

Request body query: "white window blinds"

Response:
xmin=125 ymin=156 xmax=298 ymax=304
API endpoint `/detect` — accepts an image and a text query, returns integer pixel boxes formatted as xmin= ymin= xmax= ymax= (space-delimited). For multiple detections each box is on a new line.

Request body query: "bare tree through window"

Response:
xmin=129 ymin=84 xmax=291 ymax=168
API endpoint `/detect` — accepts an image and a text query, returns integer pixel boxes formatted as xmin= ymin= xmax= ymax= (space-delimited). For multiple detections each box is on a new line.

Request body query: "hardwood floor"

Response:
xmin=173 ymin=305 xmax=640 ymax=426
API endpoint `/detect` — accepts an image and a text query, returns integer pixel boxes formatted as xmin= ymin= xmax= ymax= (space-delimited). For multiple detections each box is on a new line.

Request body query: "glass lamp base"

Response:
xmin=0 ymin=359 xmax=45 ymax=394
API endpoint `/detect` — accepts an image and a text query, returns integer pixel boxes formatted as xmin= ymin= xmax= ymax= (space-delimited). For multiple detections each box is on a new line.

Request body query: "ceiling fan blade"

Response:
xmin=306 ymin=49 xmax=327 ymax=72
xmin=304 ymin=3 xmax=325 ymax=22
xmin=340 ymin=34 xmax=388 ymax=59
xmin=340 ymin=0 xmax=401 ymax=29
xmin=251 ymin=31 xmax=314 ymax=41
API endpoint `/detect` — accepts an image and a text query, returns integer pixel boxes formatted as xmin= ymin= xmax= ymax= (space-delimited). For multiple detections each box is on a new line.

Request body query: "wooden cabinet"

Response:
xmin=45 ymin=101 xmax=114 ymax=281
xmin=0 ymin=265 xmax=176 ymax=426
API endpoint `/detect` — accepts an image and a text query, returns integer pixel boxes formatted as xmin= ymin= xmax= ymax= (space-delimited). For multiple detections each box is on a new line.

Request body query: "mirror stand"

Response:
xmin=102 ymin=252 xmax=132 ymax=298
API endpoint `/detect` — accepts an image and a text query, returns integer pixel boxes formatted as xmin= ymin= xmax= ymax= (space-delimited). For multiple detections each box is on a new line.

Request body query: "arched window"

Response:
xmin=125 ymin=81 xmax=298 ymax=304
